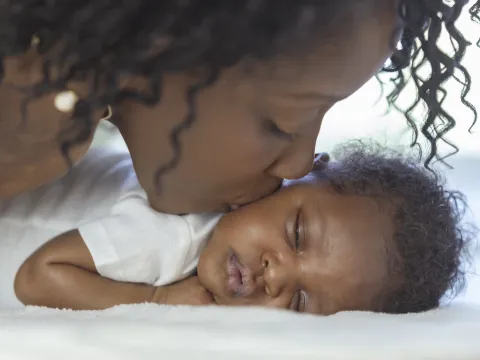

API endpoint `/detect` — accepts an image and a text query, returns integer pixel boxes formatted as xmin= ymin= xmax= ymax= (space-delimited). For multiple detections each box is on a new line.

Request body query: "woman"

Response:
xmin=0 ymin=0 xmax=478 ymax=215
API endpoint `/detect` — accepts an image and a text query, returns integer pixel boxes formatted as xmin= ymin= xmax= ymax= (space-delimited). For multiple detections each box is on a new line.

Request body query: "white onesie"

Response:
xmin=0 ymin=148 xmax=222 ymax=308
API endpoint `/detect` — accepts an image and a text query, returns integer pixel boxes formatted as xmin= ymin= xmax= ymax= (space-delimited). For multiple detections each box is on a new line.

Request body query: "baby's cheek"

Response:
xmin=218 ymin=206 xmax=274 ymax=249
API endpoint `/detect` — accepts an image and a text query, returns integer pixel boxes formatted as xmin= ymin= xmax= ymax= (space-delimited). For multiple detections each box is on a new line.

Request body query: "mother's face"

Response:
xmin=116 ymin=3 xmax=399 ymax=214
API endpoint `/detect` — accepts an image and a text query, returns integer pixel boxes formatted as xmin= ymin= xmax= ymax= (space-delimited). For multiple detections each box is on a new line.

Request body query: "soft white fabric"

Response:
xmin=0 ymin=148 xmax=221 ymax=307
xmin=0 ymin=303 xmax=479 ymax=360
xmin=79 ymin=197 xmax=220 ymax=287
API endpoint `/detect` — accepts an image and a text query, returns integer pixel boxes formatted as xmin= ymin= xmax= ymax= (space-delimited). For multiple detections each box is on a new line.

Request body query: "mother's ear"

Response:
xmin=313 ymin=152 xmax=330 ymax=171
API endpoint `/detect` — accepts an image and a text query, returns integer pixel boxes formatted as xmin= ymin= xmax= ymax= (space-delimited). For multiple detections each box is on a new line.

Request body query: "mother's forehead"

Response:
xmin=242 ymin=3 xmax=399 ymax=97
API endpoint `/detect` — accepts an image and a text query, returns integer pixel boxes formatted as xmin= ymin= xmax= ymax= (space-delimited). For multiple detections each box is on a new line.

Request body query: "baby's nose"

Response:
xmin=261 ymin=253 xmax=294 ymax=298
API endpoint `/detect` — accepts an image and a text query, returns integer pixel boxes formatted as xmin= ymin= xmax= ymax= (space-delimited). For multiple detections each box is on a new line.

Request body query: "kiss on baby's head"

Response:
xmin=197 ymin=142 xmax=469 ymax=315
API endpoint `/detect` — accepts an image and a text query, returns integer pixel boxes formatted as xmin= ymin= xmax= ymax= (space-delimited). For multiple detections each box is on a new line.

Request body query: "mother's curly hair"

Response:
xmin=0 ymin=0 xmax=478 ymax=175
xmin=322 ymin=141 xmax=473 ymax=313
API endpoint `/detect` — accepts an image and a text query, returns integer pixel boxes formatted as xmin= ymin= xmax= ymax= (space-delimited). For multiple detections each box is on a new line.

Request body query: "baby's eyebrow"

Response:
xmin=304 ymin=206 xmax=330 ymax=266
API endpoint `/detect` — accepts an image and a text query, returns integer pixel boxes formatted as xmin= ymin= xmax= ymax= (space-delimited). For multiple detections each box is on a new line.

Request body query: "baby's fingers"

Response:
xmin=195 ymin=289 xmax=215 ymax=305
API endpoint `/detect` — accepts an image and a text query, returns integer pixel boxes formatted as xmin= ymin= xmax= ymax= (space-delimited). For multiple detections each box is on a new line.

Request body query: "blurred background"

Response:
xmin=91 ymin=9 xmax=480 ymax=304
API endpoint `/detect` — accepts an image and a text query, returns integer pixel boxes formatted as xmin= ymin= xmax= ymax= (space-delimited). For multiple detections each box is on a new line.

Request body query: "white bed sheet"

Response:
xmin=0 ymin=303 xmax=479 ymax=360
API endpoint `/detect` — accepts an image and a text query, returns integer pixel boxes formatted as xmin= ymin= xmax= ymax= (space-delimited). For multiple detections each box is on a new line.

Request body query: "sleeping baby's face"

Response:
xmin=197 ymin=172 xmax=395 ymax=315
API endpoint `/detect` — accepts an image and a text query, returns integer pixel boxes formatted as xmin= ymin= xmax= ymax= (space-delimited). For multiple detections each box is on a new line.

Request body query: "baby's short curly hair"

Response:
xmin=318 ymin=142 xmax=473 ymax=314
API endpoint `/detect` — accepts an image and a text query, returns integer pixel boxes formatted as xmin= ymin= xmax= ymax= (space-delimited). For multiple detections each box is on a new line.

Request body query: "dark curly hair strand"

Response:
xmin=471 ymin=0 xmax=480 ymax=46
xmin=379 ymin=0 xmax=478 ymax=168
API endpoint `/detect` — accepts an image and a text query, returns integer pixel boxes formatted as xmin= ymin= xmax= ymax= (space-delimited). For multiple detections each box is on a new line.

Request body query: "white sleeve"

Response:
xmin=79 ymin=191 xmax=222 ymax=286
xmin=78 ymin=193 xmax=197 ymax=286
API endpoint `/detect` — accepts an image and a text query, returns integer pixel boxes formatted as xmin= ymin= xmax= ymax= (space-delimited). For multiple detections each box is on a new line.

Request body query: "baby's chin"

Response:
xmin=197 ymin=261 xmax=236 ymax=307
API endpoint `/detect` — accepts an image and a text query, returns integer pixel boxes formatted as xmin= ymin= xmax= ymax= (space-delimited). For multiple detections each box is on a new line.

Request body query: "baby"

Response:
xmin=4 ymin=143 xmax=468 ymax=315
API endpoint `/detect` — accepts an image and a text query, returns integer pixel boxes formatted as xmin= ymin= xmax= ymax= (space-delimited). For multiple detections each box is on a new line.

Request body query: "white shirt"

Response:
xmin=0 ymin=148 xmax=222 ymax=308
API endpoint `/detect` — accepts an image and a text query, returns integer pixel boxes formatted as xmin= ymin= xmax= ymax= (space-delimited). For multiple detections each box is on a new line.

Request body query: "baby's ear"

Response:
xmin=313 ymin=152 xmax=330 ymax=171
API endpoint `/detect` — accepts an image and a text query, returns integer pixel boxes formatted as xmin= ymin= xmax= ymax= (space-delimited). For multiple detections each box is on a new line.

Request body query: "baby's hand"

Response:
xmin=153 ymin=276 xmax=215 ymax=306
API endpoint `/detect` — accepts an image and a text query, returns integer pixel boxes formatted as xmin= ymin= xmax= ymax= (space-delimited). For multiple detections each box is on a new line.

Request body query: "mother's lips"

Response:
xmin=228 ymin=182 xmax=283 ymax=212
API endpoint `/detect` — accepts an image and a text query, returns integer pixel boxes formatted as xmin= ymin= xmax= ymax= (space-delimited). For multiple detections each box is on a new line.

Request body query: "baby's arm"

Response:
xmin=14 ymin=230 xmax=213 ymax=310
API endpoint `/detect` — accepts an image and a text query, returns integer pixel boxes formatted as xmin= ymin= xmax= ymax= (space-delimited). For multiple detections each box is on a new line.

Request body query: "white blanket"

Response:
xmin=0 ymin=302 xmax=479 ymax=360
